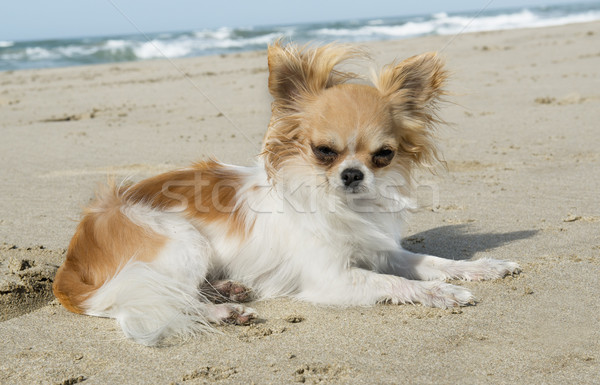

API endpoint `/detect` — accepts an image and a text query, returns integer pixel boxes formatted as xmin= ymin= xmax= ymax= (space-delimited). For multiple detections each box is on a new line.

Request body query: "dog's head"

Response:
xmin=262 ymin=41 xmax=446 ymax=200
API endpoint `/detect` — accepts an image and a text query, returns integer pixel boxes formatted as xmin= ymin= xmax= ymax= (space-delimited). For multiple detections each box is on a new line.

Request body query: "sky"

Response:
xmin=0 ymin=0 xmax=594 ymax=42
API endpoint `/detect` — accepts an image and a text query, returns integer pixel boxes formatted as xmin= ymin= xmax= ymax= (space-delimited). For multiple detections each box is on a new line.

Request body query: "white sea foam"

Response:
xmin=314 ymin=8 xmax=600 ymax=40
xmin=134 ymin=39 xmax=194 ymax=59
xmin=194 ymin=26 xmax=233 ymax=40
xmin=0 ymin=41 xmax=14 ymax=48
xmin=210 ymin=32 xmax=281 ymax=49
xmin=57 ymin=45 xmax=97 ymax=57
xmin=314 ymin=22 xmax=435 ymax=39
xmin=436 ymin=9 xmax=600 ymax=35
xmin=104 ymin=39 xmax=130 ymax=50
xmin=24 ymin=47 xmax=58 ymax=60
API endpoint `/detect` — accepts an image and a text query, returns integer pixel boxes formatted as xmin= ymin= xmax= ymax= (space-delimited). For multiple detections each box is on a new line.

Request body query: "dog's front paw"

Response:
xmin=418 ymin=281 xmax=474 ymax=308
xmin=462 ymin=258 xmax=521 ymax=281
xmin=210 ymin=303 xmax=257 ymax=325
xmin=386 ymin=278 xmax=474 ymax=308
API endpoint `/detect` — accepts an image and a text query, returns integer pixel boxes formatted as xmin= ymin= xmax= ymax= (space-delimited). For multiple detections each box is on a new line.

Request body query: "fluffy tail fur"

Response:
xmin=53 ymin=183 xmax=216 ymax=346
xmin=84 ymin=261 xmax=213 ymax=346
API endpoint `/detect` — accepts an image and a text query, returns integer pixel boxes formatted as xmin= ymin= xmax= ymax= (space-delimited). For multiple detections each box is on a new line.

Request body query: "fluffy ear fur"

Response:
xmin=267 ymin=40 xmax=361 ymax=109
xmin=375 ymin=53 xmax=447 ymax=166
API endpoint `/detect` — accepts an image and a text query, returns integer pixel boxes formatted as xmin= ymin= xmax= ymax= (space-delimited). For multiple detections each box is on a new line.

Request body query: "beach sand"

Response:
xmin=1 ymin=21 xmax=599 ymax=384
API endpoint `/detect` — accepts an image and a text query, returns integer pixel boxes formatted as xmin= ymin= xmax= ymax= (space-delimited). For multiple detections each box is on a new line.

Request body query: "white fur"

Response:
xmin=85 ymin=261 xmax=212 ymax=346
xmin=84 ymin=209 xmax=216 ymax=345
xmin=83 ymin=159 xmax=519 ymax=345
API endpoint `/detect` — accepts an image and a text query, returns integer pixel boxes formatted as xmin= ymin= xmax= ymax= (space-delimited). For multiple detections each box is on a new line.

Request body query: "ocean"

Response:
xmin=1 ymin=2 xmax=599 ymax=71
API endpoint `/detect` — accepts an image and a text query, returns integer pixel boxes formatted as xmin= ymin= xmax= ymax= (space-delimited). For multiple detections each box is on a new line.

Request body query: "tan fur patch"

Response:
xmin=53 ymin=187 xmax=167 ymax=313
xmin=122 ymin=161 xmax=248 ymax=235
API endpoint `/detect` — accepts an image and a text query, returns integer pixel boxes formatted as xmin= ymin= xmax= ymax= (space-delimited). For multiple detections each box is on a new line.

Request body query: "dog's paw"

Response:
xmin=209 ymin=303 xmax=257 ymax=325
xmin=418 ymin=281 xmax=474 ymax=308
xmin=205 ymin=280 xmax=253 ymax=303
xmin=385 ymin=278 xmax=474 ymax=308
xmin=460 ymin=258 xmax=521 ymax=281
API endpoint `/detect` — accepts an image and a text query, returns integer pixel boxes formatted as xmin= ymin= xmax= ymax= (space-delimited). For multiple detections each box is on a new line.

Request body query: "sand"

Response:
xmin=1 ymin=21 xmax=599 ymax=384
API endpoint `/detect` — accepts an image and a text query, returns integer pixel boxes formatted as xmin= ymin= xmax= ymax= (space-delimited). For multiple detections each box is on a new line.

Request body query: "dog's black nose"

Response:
xmin=341 ymin=168 xmax=364 ymax=187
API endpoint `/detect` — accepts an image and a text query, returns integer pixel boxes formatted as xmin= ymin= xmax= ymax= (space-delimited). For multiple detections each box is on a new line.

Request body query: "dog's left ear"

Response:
xmin=376 ymin=52 xmax=446 ymax=123
xmin=376 ymin=53 xmax=447 ymax=164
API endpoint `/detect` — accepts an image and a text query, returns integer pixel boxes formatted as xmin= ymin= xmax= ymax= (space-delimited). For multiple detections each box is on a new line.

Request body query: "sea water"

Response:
xmin=1 ymin=2 xmax=599 ymax=71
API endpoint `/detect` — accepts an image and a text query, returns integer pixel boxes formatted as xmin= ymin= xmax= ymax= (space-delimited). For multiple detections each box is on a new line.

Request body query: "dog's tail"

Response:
xmin=53 ymin=183 xmax=215 ymax=346
xmin=83 ymin=261 xmax=213 ymax=346
xmin=53 ymin=262 xmax=98 ymax=315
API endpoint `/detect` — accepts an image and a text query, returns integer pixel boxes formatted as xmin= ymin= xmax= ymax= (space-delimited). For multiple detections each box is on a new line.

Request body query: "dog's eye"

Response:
xmin=313 ymin=145 xmax=338 ymax=163
xmin=372 ymin=148 xmax=395 ymax=167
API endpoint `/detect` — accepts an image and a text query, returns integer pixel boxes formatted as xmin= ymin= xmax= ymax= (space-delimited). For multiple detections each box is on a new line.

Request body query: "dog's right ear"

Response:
xmin=267 ymin=40 xmax=360 ymax=107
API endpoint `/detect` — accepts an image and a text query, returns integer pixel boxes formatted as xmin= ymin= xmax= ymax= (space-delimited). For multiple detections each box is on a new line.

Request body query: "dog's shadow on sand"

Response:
xmin=401 ymin=224 xmax=538 ymax=260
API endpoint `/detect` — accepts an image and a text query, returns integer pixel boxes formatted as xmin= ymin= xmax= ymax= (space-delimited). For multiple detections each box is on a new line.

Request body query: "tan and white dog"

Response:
xmin=53 ymin=41 xmax=519 ymax=345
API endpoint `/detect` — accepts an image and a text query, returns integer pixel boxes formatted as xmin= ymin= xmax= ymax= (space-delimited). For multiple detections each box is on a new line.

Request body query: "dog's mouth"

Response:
xmin=326 ymin=172 xmax=373 ymax=196
xmin=339 ymin=183 xmax=370 ymax=195
xmin=339 ymin=187 xmax=383 ymax=212
xmin=345 ymin=185 xmax=365 ymax=194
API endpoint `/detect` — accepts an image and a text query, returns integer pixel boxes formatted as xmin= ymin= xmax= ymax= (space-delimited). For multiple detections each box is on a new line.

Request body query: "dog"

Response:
xmin=53 ymin=41 xmax=520 ymax=346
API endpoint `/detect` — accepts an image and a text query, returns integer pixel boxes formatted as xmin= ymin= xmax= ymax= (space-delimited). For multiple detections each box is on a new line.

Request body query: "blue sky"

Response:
xmin=0 ymin=0 xmax=592 ymax=41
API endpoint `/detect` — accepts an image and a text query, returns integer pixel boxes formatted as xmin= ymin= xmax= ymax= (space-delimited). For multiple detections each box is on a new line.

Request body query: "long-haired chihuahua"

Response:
xmin=53 ymin=41 xmax=519 ymax=345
